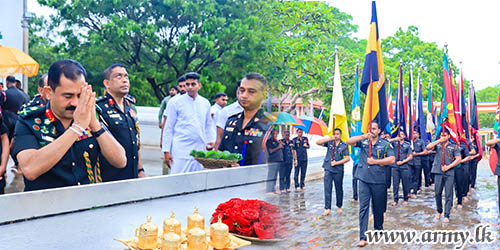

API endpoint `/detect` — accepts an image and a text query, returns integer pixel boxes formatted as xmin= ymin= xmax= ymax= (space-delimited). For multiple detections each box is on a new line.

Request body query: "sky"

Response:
xmin=28 ymin=0 xmax=500 ymax=90
xmin=328 ymin=0 xmax=500 ymax=90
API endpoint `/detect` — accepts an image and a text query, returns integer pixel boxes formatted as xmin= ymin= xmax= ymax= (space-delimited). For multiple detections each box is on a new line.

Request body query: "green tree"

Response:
xmin=258 ymin=1 xmax=361 ymax=117
xmin=381 ymin=26 xmax=465 ymax=102
xmin=475 ymin=85 xmax=499 ymax=128
xmin=37 ymin=0 xmax=269 ymax=105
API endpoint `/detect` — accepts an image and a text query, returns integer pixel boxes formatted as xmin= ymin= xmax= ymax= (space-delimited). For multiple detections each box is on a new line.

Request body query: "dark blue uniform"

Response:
xmin=218 ymin=109 xmax=269 ymax=166
xmin=469 ymin=141 xmax=478 ymax=188
xmin=279 ymin=138 xmax=294 ymax=191
xmin=410 ymin=138 xmax=424 ymax=194
xmin=454 ymin=140 xmax=469 ymax=205
xmin=431 ymin=142 xmax=460 ymax=219
xmin=292 ymin=136 xmax=310 ymax=189
xmin=21 ymin=94 xmax=46 ymax=110
xmin=321 ymin=140 xmax=348 ymax=209
xmin=391 ymin=140 xmax=411 ymax=203
xmin=491 ymin=142 xmax=500 ymax=213
xmin=0 ymin=121 xmax=8 ymax=194
xmin=13 ymin=104 xmax=101 ymax=191
xmin=1 ymin=86 xmax=29 ymax=139
xmin=266 ymin=138 xmax=283 ymax=193
xmin=354 ymin=138 xmax=394 ymax=241
xmin=96 ymin=94 xmax=140 ymax=181
xmin=422 ymin=140 xmax=432 ymax=187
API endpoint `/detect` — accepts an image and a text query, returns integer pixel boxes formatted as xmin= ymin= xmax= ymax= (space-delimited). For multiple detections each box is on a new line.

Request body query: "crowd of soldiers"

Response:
xmin=2 ymin=58 xmax=499 ymax=248
xmin=312 ymin=122 xmax=483 ymax=247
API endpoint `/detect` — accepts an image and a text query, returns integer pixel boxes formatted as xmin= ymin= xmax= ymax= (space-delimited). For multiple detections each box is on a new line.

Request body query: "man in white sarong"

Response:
xmin=162 ymin=72 xmax=215 ymax=174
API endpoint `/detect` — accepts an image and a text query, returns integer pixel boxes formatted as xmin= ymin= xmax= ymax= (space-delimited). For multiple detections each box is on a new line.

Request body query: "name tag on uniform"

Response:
xmin=225 ymin=127 xmax=234 ymax=132
xmin=110 ymin=114 xmax=121 ymax=119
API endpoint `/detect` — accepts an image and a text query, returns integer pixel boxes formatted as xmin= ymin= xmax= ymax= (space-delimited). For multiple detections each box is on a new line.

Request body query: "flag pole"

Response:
xmin=442 ymin=43 xmax=448 ymax=167
xmin=368 ymin=64 xmax=374 ymax=156
xmin=332 ymin=45 xmax=338 ymax=138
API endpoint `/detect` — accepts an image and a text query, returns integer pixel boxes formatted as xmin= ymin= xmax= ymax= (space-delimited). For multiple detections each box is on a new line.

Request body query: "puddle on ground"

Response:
xmin=261 ymin=168 xmax=500 ymax=249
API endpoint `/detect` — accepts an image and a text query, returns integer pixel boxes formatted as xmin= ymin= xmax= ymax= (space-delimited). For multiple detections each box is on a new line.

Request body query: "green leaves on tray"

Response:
xmin=190 ymin=150 xmax=243 ymax=161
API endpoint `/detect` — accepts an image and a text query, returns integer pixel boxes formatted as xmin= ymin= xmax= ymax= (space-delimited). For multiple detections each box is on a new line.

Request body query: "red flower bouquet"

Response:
xmin=211 ymin=198 xmax=285 ymax=239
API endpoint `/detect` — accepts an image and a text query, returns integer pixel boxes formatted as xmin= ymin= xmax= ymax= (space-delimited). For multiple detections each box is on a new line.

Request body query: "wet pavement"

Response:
xmin=2 ymin=145 xmax=500 ymax=249
xmin=262 ymin=165 xmax=500 ymax=249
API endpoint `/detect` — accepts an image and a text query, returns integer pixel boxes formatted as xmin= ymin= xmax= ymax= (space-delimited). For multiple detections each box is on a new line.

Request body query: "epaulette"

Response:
xmin=228 ymin=111 xmax=243 ymax=120
xmin=96 ymin=95 xmax=107 ymax=103
xmin=18 ymin=105 xmax=44 ymax=119
xmin=125 ymin=95 xmax=136 ymax=104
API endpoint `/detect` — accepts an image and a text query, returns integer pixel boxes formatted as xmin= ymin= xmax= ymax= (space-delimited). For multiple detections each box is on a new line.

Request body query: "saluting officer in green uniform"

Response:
xmin=96 ymin=64 xmax=144 ymax=181
xmin=13 ymin=59 xmax=127 ymax=191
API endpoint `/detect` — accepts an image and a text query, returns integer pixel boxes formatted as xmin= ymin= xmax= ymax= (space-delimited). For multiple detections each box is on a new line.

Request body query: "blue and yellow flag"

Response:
xmin=360 ymin=1 xmax=388 ymax=133
xmin=350 ymin=63 xmax=362 ymax=166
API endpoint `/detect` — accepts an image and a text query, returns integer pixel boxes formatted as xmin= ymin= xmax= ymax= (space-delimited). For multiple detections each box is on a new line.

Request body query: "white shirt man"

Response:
xmin=162 ymin=72 xmax=215 ymax=174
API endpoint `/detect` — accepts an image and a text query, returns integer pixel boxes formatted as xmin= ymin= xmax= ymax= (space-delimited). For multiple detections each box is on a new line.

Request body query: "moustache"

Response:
xmin=66 ymin=106 xmax=76 ymax=111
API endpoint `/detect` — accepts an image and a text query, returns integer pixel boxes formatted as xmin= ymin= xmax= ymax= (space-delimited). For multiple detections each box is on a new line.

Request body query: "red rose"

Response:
xmin=259 ymin=213 xmax=274 ymax=226
xmin=222 ymin=217 xmax=236 ymax=232
xmin=253 ymin=222 xmax=275 ymax=239
xmin=233 ymin=212 xmax=251 ymax=228
xmin=236 ymin=225 xmax=254 ymax=237
xmin=242 ymin=208 xmax=260 ymax=221
xmin=210 ymin=212 xmax=224 ymax=224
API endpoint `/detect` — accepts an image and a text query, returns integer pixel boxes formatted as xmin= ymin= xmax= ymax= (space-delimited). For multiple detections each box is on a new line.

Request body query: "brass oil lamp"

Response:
xmin=135 ymin=216 xmax=159 ymax=249
xmin=160 ymin=232 xmax=181 ymax=250
xmin=187 ymin=208 xmax=205 ymax=231
xmin=187 ymin=227 xmax=208 ymax=250
xmin=209 ymin=216 xmax=230 ymax=249
xmin=163 ymin=211 xmax=182 ymax=236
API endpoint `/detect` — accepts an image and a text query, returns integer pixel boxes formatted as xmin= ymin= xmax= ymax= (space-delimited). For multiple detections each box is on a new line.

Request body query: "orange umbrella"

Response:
xmin=0 ymin=45 xmax=39 ymax=77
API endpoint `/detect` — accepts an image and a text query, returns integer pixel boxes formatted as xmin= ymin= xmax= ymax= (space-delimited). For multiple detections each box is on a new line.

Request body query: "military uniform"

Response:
xmin=13 ymin=103 xmax=101 ymax=191
xmin=491 ymin=142 xmax=500 ymax=213
xmin=431 ymin=142 xmax=460 ymax=219
xmin=0 ymin=120 xmax=8 ymax=194
xmin=96 ymin=93 xmax=140 ymax=181
xmin=21 ymin=94 xmax=46 ymax=110
xmin=292 ymin=136 xmax=310 ymax=189
xmin=279 ymin=138 xmax=294 ymax=191
xmin=266 ymin=138 xmax=283 ymax=193
xmin=1 ymin=86 xmax=29 ymax=139
xmin=454 ymin=141 xmax=469 ymax=205
xmin=422 ymin=140 xmax=432 ymax=187
xmin=391 ymin=140 xmax=411 ymax=203
xmin=469 ymin=141 xmax=478 ymax=189
xmin=410 ymin=138 xmax=424 ymax=194
xmin=218 ymin=109 xmax=269 ymax=166
xmin=354 ymin=138 xmax=394 ymax=241
xmin=321 ymin=140 xmax=348 ymax=210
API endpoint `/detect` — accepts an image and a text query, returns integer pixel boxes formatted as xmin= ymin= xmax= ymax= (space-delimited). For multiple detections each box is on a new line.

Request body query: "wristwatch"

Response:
xmin=138 ymin=168 xmax=145 ymax=174
xmin=92 ymin=127 xmax=106 ymax=138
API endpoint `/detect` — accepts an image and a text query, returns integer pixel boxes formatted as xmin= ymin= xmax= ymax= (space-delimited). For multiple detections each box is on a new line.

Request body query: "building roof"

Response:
xmin=271 ymin=94 xmax=324 ymax=109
